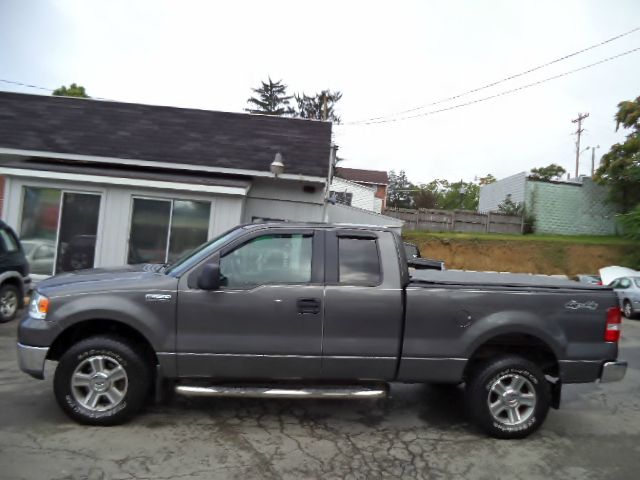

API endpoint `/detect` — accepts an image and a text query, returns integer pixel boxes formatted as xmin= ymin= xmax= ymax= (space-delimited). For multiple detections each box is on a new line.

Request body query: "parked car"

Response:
xmin=22 ymin=239 xmax=56 ymax=276
xmin=403 ymin=242 xmax=445 ymax=271
xmin=18 ymin=223 xmax=626 ymax=439
xmin=574 ymin=274 xmax=602 ymax=285
xmin=0 ymin=220 xmax=30 ymax=322
xmin=608 ymin=277 xmax=640 ymax=319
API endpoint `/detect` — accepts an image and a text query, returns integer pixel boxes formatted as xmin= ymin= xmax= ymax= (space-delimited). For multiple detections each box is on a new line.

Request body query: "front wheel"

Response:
xmin=0 ymin=284 xmax=20 ymax=323
xmin=465 ymin=355 xmax=551 ymax=439
xmin=53 ymin=336 xmax=152 ymax=425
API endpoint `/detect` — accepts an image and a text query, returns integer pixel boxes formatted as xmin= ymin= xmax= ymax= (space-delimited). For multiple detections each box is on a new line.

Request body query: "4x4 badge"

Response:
xmin=565 ymin=300 xmax=598 ymax=310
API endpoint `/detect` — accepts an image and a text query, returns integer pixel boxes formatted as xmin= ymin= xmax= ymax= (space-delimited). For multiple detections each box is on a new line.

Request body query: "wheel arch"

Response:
xmin=47 ymin=319 xmax=158 ymax=368
xmin=464 ymin=331 xmax=560 ymax=379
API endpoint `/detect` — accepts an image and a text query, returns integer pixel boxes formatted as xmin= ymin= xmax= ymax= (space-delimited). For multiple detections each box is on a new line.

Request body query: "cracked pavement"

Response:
xmin=1 ymin=317 xmax=639 ymax=479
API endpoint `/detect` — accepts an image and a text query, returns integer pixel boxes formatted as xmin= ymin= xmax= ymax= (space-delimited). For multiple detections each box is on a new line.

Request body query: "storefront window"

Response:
xmin=20 ymin=187 xmax=101 ymax=275
xmin=128 ymin=198 xmax=210 ymax=264
xmin=20 ymin=187 xmax=62 ymax=276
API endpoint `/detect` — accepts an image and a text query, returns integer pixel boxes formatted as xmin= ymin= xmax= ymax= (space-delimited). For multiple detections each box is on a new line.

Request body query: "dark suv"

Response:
xmin=0 ymin=220 xmax=30 ymax=322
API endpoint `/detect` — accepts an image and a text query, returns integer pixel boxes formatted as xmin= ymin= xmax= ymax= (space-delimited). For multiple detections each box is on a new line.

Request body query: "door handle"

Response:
xmin=297 ymin=298 xmax=321 ymax=314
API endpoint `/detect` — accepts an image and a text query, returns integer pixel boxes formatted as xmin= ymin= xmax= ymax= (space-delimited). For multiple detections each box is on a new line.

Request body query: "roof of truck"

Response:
xmin=242 ymin=222 xmax=397 ymax=232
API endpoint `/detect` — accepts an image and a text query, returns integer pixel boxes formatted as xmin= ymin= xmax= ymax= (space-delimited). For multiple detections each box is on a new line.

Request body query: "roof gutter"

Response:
xmin=0 ymin=167 xmax=250 ymax=196
xmin=0 ymin=147 xmax=327 ymax=184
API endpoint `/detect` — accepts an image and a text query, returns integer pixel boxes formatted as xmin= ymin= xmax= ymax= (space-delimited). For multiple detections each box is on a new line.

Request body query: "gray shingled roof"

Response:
xmin=335 ymin=167 xmax=389 ymax=185
xmin=0 ymin=92 xmax=332 ymax=178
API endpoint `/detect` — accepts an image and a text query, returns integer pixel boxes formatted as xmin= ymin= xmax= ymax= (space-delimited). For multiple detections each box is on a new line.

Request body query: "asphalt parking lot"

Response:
xmin=1 ymin=317 xmax=639 ymax=480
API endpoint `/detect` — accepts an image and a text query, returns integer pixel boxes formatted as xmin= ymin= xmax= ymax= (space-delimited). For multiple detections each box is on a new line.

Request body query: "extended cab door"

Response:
xmin=321 ymin=229 xmax=404 ymax=380
xmin=176 ymin=228 xmax=325 ymax=379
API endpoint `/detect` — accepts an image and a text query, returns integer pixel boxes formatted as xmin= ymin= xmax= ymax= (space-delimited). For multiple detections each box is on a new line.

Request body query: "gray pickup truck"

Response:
xmin=17 ymin=223 xmax=627 ymax=439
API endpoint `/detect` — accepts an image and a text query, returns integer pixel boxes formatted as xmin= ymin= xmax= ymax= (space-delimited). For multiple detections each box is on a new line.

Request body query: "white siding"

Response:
xmin=330 ymin=177 xmax=377 ymax=212
xmin=478 ymin=172 xmax=527 ymax=212
xmin=326 ymin=203 xmax=404 ymax=234
xmin=244 ymin=177 xmax=325 ymax=223
xmin=2 ymin=175 xmax=246 ymax=269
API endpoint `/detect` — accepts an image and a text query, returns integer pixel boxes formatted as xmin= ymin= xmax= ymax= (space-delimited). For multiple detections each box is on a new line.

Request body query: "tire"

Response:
xmin=465 ymin=355 xmax=551 ymax=439
xmin=53 ymin=336 xmax=152 ymax=425
xmin=0 ymin=284 xmax=20 ymax=323
xmin=623 ymin=300 xmax=635 ymax=319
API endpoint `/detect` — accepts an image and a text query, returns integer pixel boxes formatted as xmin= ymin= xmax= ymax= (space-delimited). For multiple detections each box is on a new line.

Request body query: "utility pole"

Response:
xmin=590 ymin=145 xmax=600 ymax=176
xmin=572 ymin=112 xmax=589 ymax=178
xmin=322 ymin=93 xmax=328 ymax=121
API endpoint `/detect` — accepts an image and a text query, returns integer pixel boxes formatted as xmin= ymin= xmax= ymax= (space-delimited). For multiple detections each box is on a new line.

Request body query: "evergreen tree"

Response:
xmin=294 ymin=90 xmax=342 ymax=123
xmin=245 ymin=77 xmax=294 ymax=115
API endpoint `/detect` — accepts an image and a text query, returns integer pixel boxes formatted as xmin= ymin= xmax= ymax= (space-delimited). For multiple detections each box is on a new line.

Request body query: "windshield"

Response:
xmin=164 ymin=226 xmax=245 ymax=277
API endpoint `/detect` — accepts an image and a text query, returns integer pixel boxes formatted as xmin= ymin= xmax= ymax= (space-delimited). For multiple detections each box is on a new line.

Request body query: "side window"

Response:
xmin=220 ymin=234 xmax=312 ymax=288
xmin=35 ymin=245 xmax=55 ymax=260
xmin=338 ymin=237 xmax=381 ymax=286
xmin=618 ymin=278 xmax=631 ymax=289
xmin=0 ymin=229 xmax=19 ymax=253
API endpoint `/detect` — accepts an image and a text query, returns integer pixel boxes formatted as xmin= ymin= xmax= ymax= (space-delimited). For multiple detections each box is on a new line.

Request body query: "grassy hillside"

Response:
xmin=403 ymin=231 xmax=638 ymax=276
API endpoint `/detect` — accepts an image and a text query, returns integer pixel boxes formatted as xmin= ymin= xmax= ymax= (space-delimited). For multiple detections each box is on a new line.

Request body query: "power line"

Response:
xmin=0 ymin=78 xmax=55 ymax=92
xmin=338 ymin=46 xmax=640 ymax=126
xmin=346 ymin=26 xmax=640 ymax=125
xmin=0 ymin=78 xmax=111 ymax=101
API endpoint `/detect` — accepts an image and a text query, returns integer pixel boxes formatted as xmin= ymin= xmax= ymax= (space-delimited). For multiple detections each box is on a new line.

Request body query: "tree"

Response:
xmin=387 ymin=170 xmax=414 ymax=209
xmin=478 ymin=174 xmax=497 ymax=185
xmin=437 ymin=180 xmax=479 ymax=210
xmin=245 ymin=77 xmax=294 ymax=115
xmin=529 ymin=164 xmax=566 ymax=181
xmin=294 ymin=90 xmax=342 ymax=123
xmin=497 ymin=194 xmax=523 ymax=215
xmin=594 ymin=96 xmax=640 ymax=213
xmin=52 ymin=83 xmax=89 ymax=98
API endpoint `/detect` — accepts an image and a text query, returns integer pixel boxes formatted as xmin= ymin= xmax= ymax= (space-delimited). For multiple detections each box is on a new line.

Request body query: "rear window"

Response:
xmin=635 ymin=278 xmax=640 ymax=288
xmin=338 ymin=237 xmax=381 ymax=286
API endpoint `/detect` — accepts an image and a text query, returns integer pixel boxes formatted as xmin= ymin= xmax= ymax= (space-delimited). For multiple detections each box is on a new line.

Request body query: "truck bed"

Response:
xmin=410 ymin=269 xmax=608 ymax=290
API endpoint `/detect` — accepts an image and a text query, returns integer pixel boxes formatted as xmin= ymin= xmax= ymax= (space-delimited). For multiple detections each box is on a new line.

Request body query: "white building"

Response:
xmin=329 ymin=176 xmax=380 ymax=213
xmin=0 ymin=92 xmax=401 ymax=278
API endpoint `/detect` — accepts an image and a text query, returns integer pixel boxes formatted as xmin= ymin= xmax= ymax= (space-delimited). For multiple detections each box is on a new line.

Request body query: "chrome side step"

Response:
xmin=175 ymin=384 xmax=388 ymax=399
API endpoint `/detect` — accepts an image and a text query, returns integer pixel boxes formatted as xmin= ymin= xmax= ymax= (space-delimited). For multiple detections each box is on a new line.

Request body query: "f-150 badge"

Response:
xmin=565 ymin=300 xmax=598 ymax=310
xmin=145 ymin=293 xmax=172 ymax=302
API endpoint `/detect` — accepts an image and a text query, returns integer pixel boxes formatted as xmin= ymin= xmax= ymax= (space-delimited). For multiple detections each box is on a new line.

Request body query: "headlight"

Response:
xmin=29 ymin=292 xmax=50 ymax=320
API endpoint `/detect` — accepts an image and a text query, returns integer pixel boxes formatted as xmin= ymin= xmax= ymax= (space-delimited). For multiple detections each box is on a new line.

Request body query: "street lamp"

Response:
xmin=270 ymin=152 xmax=284 ymax=177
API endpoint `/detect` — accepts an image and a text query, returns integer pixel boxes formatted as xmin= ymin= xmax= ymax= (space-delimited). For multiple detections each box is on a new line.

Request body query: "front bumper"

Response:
xmin=17 ymin=342 xmax=48 ymax=379
xmin=600 ymin=361 xmax=627 ymax=383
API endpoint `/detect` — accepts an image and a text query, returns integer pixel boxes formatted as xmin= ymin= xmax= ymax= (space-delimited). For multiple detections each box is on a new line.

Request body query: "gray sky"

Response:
xmin=1 ymin=0 xmax=639 ymax=184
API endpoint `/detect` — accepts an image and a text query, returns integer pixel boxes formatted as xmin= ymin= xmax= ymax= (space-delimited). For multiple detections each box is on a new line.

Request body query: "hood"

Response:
xmin=599 ymin=266 xmax=640 ymax=286
xmin=36 ymin=264 xmax=172 ymax=294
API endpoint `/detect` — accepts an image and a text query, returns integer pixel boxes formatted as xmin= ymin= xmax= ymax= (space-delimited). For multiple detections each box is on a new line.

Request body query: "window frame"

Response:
xmin=19 ymin=185 xmax=103 ymax=276
xmin=325 ymin=229 xmax=384 ymax=287
xmin=127 ymin=195 xmax=211 ymax=265
xmin=211 ymin=229 xmax=323 ymax=291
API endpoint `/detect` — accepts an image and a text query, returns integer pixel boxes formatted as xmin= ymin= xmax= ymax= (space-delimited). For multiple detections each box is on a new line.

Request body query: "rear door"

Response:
xmin=176 ymin=228 xmax=325 ymax=379
xmin=321 ymin=229 xmax=404 ymax=380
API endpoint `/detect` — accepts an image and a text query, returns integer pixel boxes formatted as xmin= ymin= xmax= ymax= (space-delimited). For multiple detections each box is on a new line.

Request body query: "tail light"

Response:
xmin=604 ymin=307 xmax=622 ymax=342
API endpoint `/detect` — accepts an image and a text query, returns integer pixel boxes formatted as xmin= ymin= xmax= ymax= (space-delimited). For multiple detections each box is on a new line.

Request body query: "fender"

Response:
xmin=46 ymin=290 xmax=176 ymax=353
xmin=462 ymin=310 xmax=566 ymax=360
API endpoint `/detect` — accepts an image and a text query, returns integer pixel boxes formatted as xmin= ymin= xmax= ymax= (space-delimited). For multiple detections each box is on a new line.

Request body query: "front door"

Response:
xmin=176 ymin=229 xmax=324 ymax=379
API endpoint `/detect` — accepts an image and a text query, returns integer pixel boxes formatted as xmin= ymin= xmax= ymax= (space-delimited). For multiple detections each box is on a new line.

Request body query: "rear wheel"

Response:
xmin=54 ymin=336 xmax=151 ymax=425
xmin=623 ymin=300 xmax=635 ymax=319
xmin=465 ymin=355 xmax=551 ymax=439
xmin=0 ymin=284 xmax=20 ymax=323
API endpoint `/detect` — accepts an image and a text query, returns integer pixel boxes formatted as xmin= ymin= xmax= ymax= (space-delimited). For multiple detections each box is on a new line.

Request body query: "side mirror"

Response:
xmin=198 ymin=263 xmax=221 ymax=290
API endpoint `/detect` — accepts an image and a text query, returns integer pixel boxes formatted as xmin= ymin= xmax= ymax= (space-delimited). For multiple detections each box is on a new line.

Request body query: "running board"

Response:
xmin=175 ymin=384 xmax=388 ymax=399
